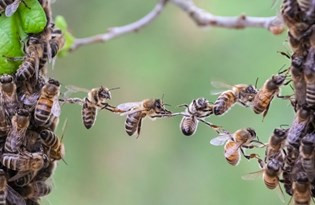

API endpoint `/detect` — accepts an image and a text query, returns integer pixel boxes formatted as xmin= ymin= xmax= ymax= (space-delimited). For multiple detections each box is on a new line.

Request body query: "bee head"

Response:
xmin=296 ymin=172 xmax=309 ymax=184
xmin=246 ymin=128 xmax=256 ymax=138
xmin=44 ymin=79 xmax=60 ymax=96
xmin=154 ymin=99 xmax=171 ymax=115
xmin=31 ymin=153 xmax=45 ymax=170
xmin=272 ymin=74 xmax=287 ymax=86
xmin=98 ymin=87 xmax=111 ymax=100
xmin=266 ymin=158 xmax=281 ymax=172
xmin=195 ymin=98 xmax=208 ymax=109
xmin=0 ymin=74 xmax=13 ymax=84
xmin=245 ymin=85 xmax=257 ymax=94
xmin=39 ymin=130 xmax=50 ymax=141
xmin=17 ymin=109 xmax=29 ymax=117
xmin=48 ymin=79 xmax=60 ymax=87
xmin=273 ymin=128 xmax=287 ymax=139
xmin=298 ymin=106 xmax=311 ymax=121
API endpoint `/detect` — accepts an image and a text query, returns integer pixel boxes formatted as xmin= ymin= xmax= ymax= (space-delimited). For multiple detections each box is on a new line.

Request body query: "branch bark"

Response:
xmin=70 ymin=0 xmax=284 ymax=52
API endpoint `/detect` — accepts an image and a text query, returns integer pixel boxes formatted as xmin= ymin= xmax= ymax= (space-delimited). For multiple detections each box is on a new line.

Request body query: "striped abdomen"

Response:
xmin=214 ymin=90 xmax=237 ymax=115
xmin=224 ymin=140 xmax=240 ymax=166
xmin=301 ymin=159 xmax=315 ymax=180
xmin=1 ymin=154 xmax=28 ymax=171
xmin=263 ymin=173 xmax=278 ymax=189
xmin=294 ymin=191 xmax=311 ymax=205
xmin=125 ymin=111 xmax=142 ymax=136
xmin=34 ymin=97 xmax=53 ymax=125
xmin=4 ymin=130 xmax=23 ymax=153
xmin=44 ymin=115 xmax=59 ymax=131
xmin=16 ymin=56 xmax=37 ymax=81
xmin=297 ymin=0 xmax=311 ymax=12
xmin=306 ymin=83 xmax=315 ymax=107
xmin=180 ymin=116 xmax=198 ymax=136
xmin=0 ymin=174 xmax=6 ymax=205
xmin=30 ymin=181 xmax=52 ymax=198
xmin=39 ymin=43 xmax=49 ymax=69
xmin=253 ymin=90 xmax=275 ymax=114
xmin=0 ymin=107 xmax=8 ymax=137
xmin=0 ymin=0 xmax=14 ymax=12
xmin=82 ymin=99 xmax=97 ymax=129
xmin=40 ymin=129 xmax=58 ymax=149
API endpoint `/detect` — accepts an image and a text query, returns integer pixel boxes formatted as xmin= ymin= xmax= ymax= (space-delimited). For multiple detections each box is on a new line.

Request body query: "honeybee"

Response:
xmin=39 ymin=129 xmax=65 ymax=161
xmin=0 ymin=74 xmax=19 ymax=117
xmin=292 ymin=172 xmax=312 ymax=205
xmin=211 ymin=82 xmax=257 ymax=115
xmin=50 ymin=27 xmax=65 ymax=59
xmin=252 ymin=70 xmax=289 ymax=118
xmin=1 ymin=153 xmax=45 ymax=181
xmin=4 ymin=109 xmax=30 ymax=154
xmin=25 ymin=131 xmax=43 ymax=153
xmin=64 ymin=85 xmax=120 ymax=129
xmin=287 ymin=106 xmax=311 ymax=147
xmin=34 ymin=79 xmax=61 ymax=126
xmin=0 ymin=169 xmax=26 ymax=205
xmin=242 ymin=154 xmax=285 ymax=202
xmin=265 ymin=128 xmax=288 ymax=162
xmin=0 ymin=0 xmax=25 ymax=17
xmin=19 ymin=181 xmax=52 ymax=199
xmin=210 ymin=128 xmax=262 ymax=166
xmin=300 ymin=133 xmax=315 ymax=181
xmin=177 ymin=98 xmax=219 ymax=136
xmin=290 ymin=62 xmax=306 ymax=110
xmin=303 ymin=47 xmax=315 ymax=107
xmin=117 ymin=99 xmax=172 ymax=137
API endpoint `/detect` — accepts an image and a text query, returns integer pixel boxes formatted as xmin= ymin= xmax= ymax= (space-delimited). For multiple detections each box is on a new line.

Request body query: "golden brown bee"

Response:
xmin=242 ymin=154 xmax=285 ymax=202
xmin=0 ymin=0 xmax=24 ymax=17
xmin=39 ymin=129 xmax=65 ymax=161
xmin=19 ymin=181 xmax=52 ymax=199
xmin=300 ymin=133 xmax=315 ymax=181
xmin=34 ymin=79 xmax=61 ymax=126
xmin=211 ymin=82 xmax=257 ymax=116
xmin=64 ymin=85 xmax=119 ymax=129
xmin=4 ymin=109 xmax=30 ymax=154
xmin=1 ymin=152 xmax=45 ymax=173
xmin=265 ymin=128 xmax=288 ymax=162
xmin=252 ymin=71 xmax=289 ymax=118
xmin=0 ymin=74 xmax=19 ymax=117
xmin=117 ymin=99 xmax=172 ymax=137
xmin=287 ymin=106 xmax=312 ymax=147
xmin=0 ymin=169 xmax=26 ymax=205
xmin=178 ymin=98 xmax=219 ymax=136
xmin=210 ymin=128 xmax=261 ymax=166
xmin=292 ymin=172 xmax=312 ymax=205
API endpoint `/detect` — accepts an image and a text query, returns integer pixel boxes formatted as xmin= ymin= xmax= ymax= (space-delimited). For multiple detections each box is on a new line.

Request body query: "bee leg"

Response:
xmin=136 ymin=118 xmax=143 ymax=139
xmin=177 ymin=104 xmax=188 ymax=108
xmin=262 ymin=101 xmax=272 ymax=121
xmin=2 ymin=55 xmax=24 ymax=62
xmin=198 ymin=119 xmax=221 ymax=133
xmin=103 ymin=104 xmax=123 ymax=113
xmin=59 ymin=97 xmax=83 ymax=105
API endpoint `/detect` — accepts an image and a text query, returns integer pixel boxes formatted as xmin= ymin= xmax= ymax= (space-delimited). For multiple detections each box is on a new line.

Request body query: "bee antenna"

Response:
xmin=109 ymin=87 xmax=120 ymax=91
xmin=164 ymin=103 xmax=171 ymax=107
xmin=278 ymin=64 xmax=288 ymax=74
xmin=60 ymin=118 xmax=68 ymax=142
xmin=277 ymin=51 xmax=291 ymax=59
xmin=61 ymin=158 xmax=68 ymax=165
xmin=255 ymin=77 xmax=259 ymax=88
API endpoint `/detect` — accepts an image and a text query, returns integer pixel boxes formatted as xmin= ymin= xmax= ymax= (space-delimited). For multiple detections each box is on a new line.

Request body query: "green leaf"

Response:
xmin=55 ymin=15 xmax=75 ymax=57
xmin=0 ymin=14 xmax=23 ymax=74
xmin=18 ymin=0 xmax=47 ymax=34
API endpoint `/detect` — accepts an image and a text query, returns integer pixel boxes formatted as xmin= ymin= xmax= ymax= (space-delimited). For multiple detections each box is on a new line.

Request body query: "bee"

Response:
xmin=290 ymin=63 xmax=307 ymax=110
xmin=300 ymin=133 xmax=315 ymax=181
xmin=177 ymin=98 xmax=219 ymax=136
xmin=252 ymin=70 xmax=289 ymax=118
xmin=15 ymin=37 xmax=42 ymax=82
xmin=50 ymin=27 xmax=65 ymax=59
xmin=25 ymin=131 xmax=43 ymax=153
xmin=303 ymin=47 xmax=315 ymax=107
xmin=287 ymin=106 xmax=311 ymax=147
xmin=19 ymin=181 xmax=52 ymax=199
xmin=4 ymin=109 xmax=30 ymax=154
xmin=64 ymin=85 xmax=120 ymax=129
xmin=292 ymin=172 xmax=312 ymax=205
xmin=0 ymin=169 xmax=26 ymax=205
xmin=0 ymin=101 xmax=9 ymax=139
xmin=265 ymin=128 xmax=288 ymax=162
xmin=210 ymin=128 xmax=262 ymax=166
xmin=242 ymin=154 xmax=285 ymax=202
xmin=0 ymin=74 xmax=19 ymax=117
xmin=117 ymin=99 xmax=172 ymax=137
xmin=211 ymin=82 xmax=257 ymax=115
xmin=34 ymin=79 xmax=61 ymax=126
xmin=13 ymin=172 xmax=36 ymax=187
xmin=39 ymin=129 xmax=65 ymax=161
xmin=0 ymin=0 xmax=26 ymax=17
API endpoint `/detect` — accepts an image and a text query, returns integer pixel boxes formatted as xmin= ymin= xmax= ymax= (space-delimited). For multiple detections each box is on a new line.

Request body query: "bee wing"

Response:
xmin=210 ymin=133 xmax=231 ymax=146
xmin=210 ymin=81 xmax=233 ymax=95
xmin=52 ymin=100 xmax=61 ymax=117
xmin=117 ymin=102 xmax=142 ymax=112
xmin=241 ymin=170 xmax=263 ymax=180
xmin=224 ymin=142 xmax=242 ymax=158
xmin=64 ymin=85 xmax=90 ymax=97
xmin=22 ymin=92 xmax=40 ymax=106
xmin=5 ymin=0 xmax=21 ymax=17
xmin=8 ymin=171 xmax=30 ymax=182
xmin=7 ymin=185 xmax=26 ymax=205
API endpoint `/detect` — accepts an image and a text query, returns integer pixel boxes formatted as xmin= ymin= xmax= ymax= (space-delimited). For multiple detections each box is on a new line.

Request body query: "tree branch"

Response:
xmin=170 ymin=0 xmax=284 ymax=34
xmin=70 ymin=0 xmax=168 ymax=51
xmin=70 ymin=0 xmax=284 ymax=52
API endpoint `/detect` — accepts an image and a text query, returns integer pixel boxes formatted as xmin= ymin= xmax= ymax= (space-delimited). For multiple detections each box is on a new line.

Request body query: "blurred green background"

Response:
xmin=47 ymin=0 xmax=293 ymax=204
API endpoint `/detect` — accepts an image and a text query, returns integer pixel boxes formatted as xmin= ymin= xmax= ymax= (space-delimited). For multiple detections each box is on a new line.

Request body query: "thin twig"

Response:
xmin=70 ymin=0 xmax=168 ymax=51
xmin=170 ymin=0 xmax=284 ymax=34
